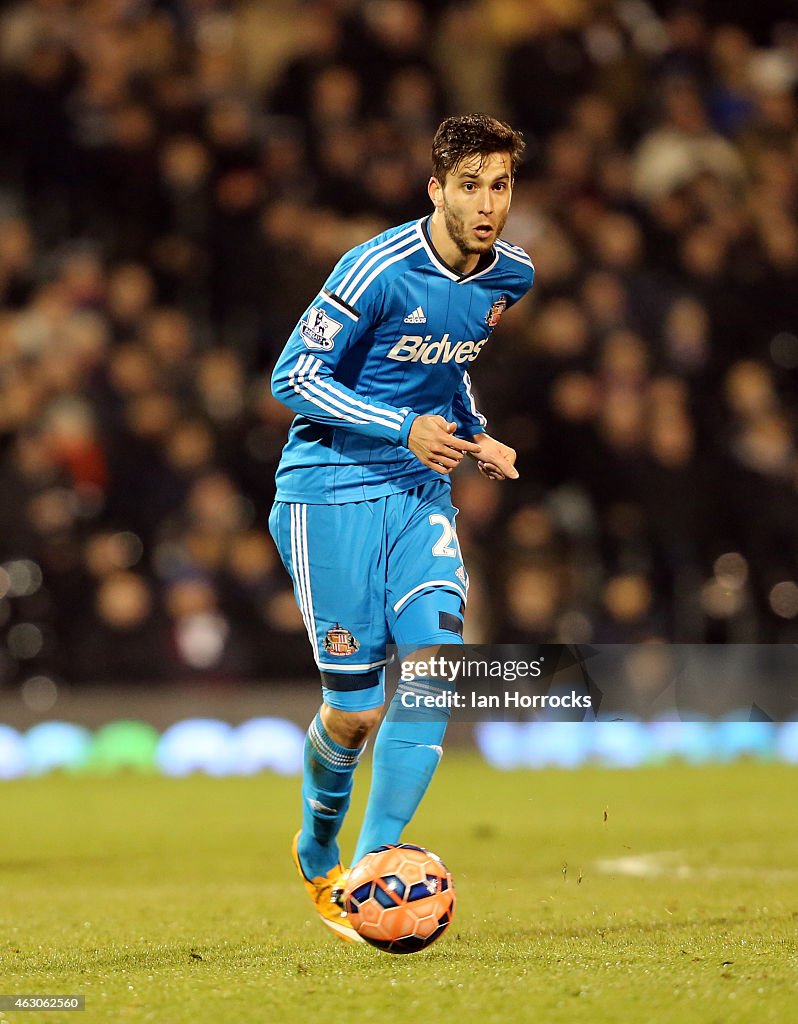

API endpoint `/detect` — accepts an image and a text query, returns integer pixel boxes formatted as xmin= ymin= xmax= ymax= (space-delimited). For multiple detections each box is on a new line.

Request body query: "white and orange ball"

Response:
xmin=343 ymin=844 xmax=456 ymax=954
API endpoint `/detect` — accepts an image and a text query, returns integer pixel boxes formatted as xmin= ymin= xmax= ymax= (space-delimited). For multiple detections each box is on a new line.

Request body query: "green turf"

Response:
xmin=1 ymin=757 xmax=796 ymax=1024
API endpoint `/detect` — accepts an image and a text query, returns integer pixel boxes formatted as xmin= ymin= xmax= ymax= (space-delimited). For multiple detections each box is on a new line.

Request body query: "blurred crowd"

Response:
xmin=1 ymin=0 xmax=798 ymax=692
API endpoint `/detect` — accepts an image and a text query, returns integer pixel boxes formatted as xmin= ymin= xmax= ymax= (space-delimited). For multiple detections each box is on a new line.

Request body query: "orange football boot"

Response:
xmin=291 ymin=831 xmax=364 ymax=943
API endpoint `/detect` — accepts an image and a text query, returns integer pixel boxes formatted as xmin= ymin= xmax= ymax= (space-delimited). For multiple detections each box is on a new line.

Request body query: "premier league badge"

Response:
xmin=300 ymin=306 xmax=343 ymax=350
xmin=486 ymin=295 xmax=507 ymax=328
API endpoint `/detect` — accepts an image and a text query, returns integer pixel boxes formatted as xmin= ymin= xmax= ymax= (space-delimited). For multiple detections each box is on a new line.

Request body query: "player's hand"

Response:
xmin=468 ymin=432 xmax=519 ymax=480
xmin=408 ymin=416 xmax=482 ymax=474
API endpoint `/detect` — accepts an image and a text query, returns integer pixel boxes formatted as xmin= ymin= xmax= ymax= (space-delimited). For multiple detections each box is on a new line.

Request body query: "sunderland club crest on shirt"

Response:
xmin=323 ymin=624 xmax=360 ymax=656
xmin=486 ymin=295 xmax=507 ymax=328
xmin=300 ymin=306 xmax=343 ymax=350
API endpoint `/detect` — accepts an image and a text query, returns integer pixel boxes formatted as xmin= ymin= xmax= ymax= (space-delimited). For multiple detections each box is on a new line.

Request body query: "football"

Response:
xmin=343 ymin=843 xmax=456 ymax=953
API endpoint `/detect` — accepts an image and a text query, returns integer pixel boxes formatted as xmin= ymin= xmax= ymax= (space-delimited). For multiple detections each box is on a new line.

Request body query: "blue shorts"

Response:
xmin=269 ymin=480 xmax=468 ymax=709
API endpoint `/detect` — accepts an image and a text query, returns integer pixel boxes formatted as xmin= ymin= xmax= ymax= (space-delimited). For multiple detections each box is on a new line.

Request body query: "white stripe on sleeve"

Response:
xmin=287 ymin=355 xmax=404 ymax=432
xmin=336 ymin=223 xmax=417 ymax=297
xmin=462 ymin=370 xmax=487 ymax=427
xmin=348 ymin=242 xmax=424 ymax=307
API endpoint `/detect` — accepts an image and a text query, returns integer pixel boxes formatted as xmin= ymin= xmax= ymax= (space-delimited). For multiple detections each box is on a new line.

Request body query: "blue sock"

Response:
xmin=352 ymin=681 xmax=451 ymax=864
xmin=298 ymin=712 xmax=363 ymax=880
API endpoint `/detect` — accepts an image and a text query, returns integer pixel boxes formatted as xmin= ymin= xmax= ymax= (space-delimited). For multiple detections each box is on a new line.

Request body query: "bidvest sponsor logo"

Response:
xmin=388 ymin=334 xmax=488 ymax=364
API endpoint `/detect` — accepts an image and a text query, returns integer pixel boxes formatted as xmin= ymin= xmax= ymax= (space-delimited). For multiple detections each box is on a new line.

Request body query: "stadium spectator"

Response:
xmin=1 ymin=0 xmax=798 ymax=686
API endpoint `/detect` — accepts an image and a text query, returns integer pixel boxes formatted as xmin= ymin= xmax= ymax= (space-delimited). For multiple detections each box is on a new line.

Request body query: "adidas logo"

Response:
xmin=403 ymin=306 xmax=427 ymax=324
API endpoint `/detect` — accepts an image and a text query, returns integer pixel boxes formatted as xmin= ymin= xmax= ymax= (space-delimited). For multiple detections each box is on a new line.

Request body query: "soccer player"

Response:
xmin=269 ymin=113 xmax=534 ymax=942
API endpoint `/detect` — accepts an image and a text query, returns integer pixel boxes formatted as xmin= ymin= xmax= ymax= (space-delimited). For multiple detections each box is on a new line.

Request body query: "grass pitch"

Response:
xmin=1 ymin=756 xmax=796 ymax=1024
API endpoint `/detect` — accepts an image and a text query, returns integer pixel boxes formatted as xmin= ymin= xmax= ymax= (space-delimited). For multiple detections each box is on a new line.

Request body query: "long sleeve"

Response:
xmin=271 ymin=286 xmax=417 ymax=447
xmin=451 ymin=370 xmax=487 ymax=439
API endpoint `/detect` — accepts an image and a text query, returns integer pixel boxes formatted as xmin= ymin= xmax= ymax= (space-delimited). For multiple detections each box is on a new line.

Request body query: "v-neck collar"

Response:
xmin=417 ymin=217 xmax=498 ymax=283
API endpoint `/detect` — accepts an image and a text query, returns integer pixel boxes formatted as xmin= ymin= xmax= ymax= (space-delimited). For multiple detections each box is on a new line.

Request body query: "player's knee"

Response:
xmin=321 ymin=703 xmax=384 ymax=747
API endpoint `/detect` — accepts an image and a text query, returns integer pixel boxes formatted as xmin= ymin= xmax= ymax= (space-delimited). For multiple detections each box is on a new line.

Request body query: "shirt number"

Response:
xmin=429 ymin=514 xmax=458 ymax=557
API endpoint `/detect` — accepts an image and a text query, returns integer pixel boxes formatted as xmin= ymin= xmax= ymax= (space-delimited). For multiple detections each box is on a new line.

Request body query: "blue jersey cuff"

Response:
xmin=459 ymin=422 xmax=486 ymax=441
xmin=398 ymin=411 xmax=418 ymax=447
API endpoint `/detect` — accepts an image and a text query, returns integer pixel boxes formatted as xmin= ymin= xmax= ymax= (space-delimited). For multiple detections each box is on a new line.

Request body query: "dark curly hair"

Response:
xmin=431 ymin=113 xmax=526 ymax=184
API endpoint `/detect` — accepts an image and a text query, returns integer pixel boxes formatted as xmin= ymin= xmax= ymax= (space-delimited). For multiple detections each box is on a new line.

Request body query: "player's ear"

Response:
xmin=428 ymin=176 xmax=444 ymax=210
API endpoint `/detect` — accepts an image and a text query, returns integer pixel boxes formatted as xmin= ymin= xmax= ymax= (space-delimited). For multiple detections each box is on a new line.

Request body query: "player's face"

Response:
xmin=435 ymin=152 xmax=513 ymax=258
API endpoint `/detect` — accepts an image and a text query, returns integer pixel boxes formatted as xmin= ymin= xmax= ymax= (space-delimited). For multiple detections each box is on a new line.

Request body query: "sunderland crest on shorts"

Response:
xmin=485 ymin=295 xmax=507 ymax=328
xmin=323 ymin=624 xmax=360 ymax=656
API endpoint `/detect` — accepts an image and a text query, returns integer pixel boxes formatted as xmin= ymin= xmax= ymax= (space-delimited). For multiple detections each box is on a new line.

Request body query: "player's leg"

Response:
xmin=352 ymin=586 xmax=464 ymax=863
xmin=290 ymin=676 xmax=383 ymax=943
xmin=352 ymin=481 xmax=467 ymax=863
xmin=299 ymin=675 xmax=383 ymax=880
xmin=269 ymin=498 xmax=389 ymax=879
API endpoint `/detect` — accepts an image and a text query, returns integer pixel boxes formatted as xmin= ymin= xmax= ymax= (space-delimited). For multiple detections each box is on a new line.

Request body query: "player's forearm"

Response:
xmin=271 ymin=357 xmax=417 ymax=445
xmin=452 ymin=371 xmax=487 ymax=439
xmin=454 ymin=419 xmax=488 ymax=441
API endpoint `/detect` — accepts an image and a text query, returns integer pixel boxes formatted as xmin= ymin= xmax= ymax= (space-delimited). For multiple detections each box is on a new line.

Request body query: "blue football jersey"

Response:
xmin=271 ymin=216 xmax=534 ymax=503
